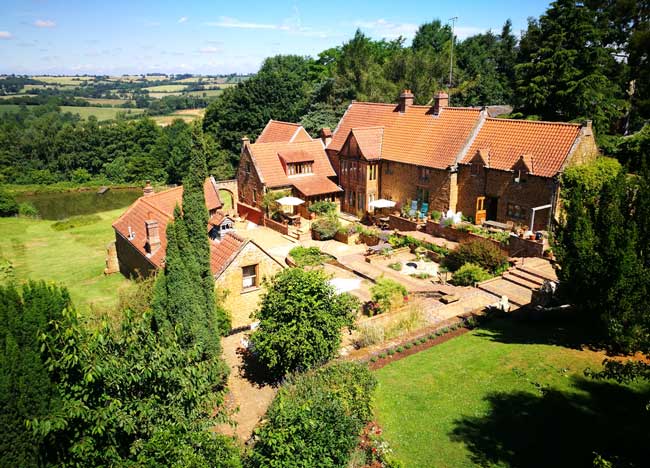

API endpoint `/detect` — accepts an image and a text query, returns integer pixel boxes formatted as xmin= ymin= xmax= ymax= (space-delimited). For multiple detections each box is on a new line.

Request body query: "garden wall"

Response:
xmin=262 ymin=217 xmax=289 ymax=235
xmin=508 ymin=235 xmax=546 ymax=258
xmin=388 ymin=214 xmax=419 ymax=232
xmin=237 ymin=202 xmax=263 ymax=225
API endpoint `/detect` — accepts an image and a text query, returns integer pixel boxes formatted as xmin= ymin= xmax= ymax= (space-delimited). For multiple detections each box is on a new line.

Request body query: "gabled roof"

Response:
xmin=292 ymin=176 xmax=342 ymax=196
xmin=256 ymin=120 xmax=313 ymax=144
xmin=460 ymin=118 xmax=582 ymax=177
xmin=246 ymin=139 xmax=336 ymax=189
xmin=512 ymin=154 xmax=534 ymax=174
xmin=329 ymin=102 xmax=482 ymax=169
xmin=113 ymin=178 xmax=251 ymax=276
xmin=350 ymin=127 xmax=383 ymax=160
xmin=278 ymin=149 xmax=315 ymax=164
xmin=210 ymin=232 xmax=247 ymax=278
xmin=469 ymin=149 xmax=491 ymax=167
xmin=209 ymin=211 xmax=234 ymax=227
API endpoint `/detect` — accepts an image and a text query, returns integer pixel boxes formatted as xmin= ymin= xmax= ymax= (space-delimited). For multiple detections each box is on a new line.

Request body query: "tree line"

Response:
xmin=0 ymin=104 xmax=235 ymax=185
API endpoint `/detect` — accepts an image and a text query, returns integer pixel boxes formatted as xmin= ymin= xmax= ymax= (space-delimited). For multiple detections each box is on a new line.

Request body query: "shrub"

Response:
xmin=311 ymin=214 xmax=340 ymax=240
xmin=0 ymin=188 xmax=19 ymax=217
xmin=410 ymin=272 xmax=432 ymax=279
xmin=443 ymin=238 xmax=508 ymax=273
xmin=289 ymin=246 xmax=329 ymax=267
xmin=404 ymin=342 xmax=413 ymax=350
xmin=388 ymin=262 xmax=403 ymax=271
xmin=370 ymin=277 xmax=408 ymax=314
xmin=250 ymin=363 xmax=376 ymax=468
xmin=250 ymin=268 xmax=358 ymax=377
xmin=387 ymin=348 xmax=396 ymax=356
xmin=370 ymin=356 xmax=378 ymax=363
xmin=308 ymin=200 xmax=337 ymax=215
xmin=396 ymin=346 xmax=404 ymax=353
xmin=378 ymin=352 xmax=387 ymax=359
xmin=428 ymin=333 xmax=436 ymax=340
xmin=450 ymin=262 xmax=492 ymax=286
xmin=51 ymin=214 xmax=101 ymax=231
xmin=18 ymin=202 xmax=38 ymax=217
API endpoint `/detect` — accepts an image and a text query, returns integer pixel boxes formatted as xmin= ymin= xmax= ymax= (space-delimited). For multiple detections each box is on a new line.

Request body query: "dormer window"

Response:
xmin=513 ymin=170 xmax=527 ymax=184
xmin=287 ymin=162 xmax=313 ymax=176
xmin=471 ymin=163 xmax=481 ymax=176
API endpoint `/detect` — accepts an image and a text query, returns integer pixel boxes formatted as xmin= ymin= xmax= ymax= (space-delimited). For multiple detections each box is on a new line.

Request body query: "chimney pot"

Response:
xmin=319 ymin=127 xmax=333 ymax=147
xmin=143 ymin=180 xmax=154 ymax=197
xmin=398 ymin=89 xmax=415 ymax=113
xmin=433 ymin=91 xmax=449 ymax=115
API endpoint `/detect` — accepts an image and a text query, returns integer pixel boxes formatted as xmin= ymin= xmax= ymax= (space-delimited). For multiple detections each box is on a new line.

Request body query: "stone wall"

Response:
xmin=388 ymin=214 xmax=419 ymax=231
xmin=380 ymin=162 xmax=452 ymax=213
xmin=508 ymin=235 xmax=546 ymax=258
xmin=237 ymin=202 xmax=264 ymax=225
xmin=456 ymin=165 xmax=557 ymax=230
xmin=114 ymin=231 xmax=157 ymax=279
xmin=262 ymin=216 xmax=289 ymax=235
xmin=215 ymin=241 xmax=284 ymax=329
xmin=236 ymin=147 xmax=266 ymax=209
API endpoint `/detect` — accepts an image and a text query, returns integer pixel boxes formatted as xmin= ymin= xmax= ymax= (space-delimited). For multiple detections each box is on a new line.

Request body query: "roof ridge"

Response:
xmin=268 ymin=119 xmax=301 ymax=127
xmin=486 ymin=117 xmax=582 ymax=127
xmin=352 ymin=126 xmax=385 ymax=130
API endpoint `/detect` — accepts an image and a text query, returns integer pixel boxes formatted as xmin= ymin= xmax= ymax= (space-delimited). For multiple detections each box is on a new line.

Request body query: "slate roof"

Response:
xmin=329 ymin=102 xmax=482 ymax=169
xmin=256 ymin=120 xmax=312 ymax=143
xmin=461 ymin=118 xmax=582 ymax=177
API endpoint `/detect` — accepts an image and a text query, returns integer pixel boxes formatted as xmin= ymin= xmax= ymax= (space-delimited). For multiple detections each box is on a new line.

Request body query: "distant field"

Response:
xmin=185 ymin=89 xmax=223 ymax=97
xmin=0 ymin=94 xmax=37 ymax=99
xmin=60 ymin=106 xmax=144 ymax=120
xmin=32 ymin=76 xmax=96 ymax=85
xmin=0 ymin=105 xmax=21 ymax=114
xmin=81 ymin=97 xmax=130 ymax=106
xmin=144 ymin=84 xmax=187 ymax=93
xmin=152 ymin=109 xmax=204 ymax=126
xmin=148 ymin=91 xmax=183 ymax=99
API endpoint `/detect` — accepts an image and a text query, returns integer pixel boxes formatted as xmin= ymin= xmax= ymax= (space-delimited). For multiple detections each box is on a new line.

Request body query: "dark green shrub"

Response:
xmin=450 ymin=263 xmax=492 ymax=286
xmin=428 ymin=333 xmax=436 ymax=340
xmin=370 ymin=356 xmax=378 ymax=363
xmin=404 ymin=342 xmax=413 ymax=350
xmin=308 ymin=200 xmax=337 ymax=215
xmin=396 ymin=346 xmax=404 ymax=353
xmin=430 ymin=210 xmax=442 ymax=221
xmin=311 ymin=214 xmax=340 ymax=240
xmin=0 ymin=188 xmax=19 ymax=217
xmin=443 ymin=238 xmax=508 ymax=273
xmin=387 ymin=348 xmax=396 ymax=356
xmin=250 ymin=363 xmax=376 ymax=468
xmin=289 ymin=246 xmax=330 ymax=267
xmin=379 ymin=352 xmax=387 ymax=359
xmin=370 ymin=277 xmax=408 ymax=314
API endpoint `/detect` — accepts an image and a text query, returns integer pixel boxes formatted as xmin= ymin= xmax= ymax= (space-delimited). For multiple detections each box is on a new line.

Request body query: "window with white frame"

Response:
xmin=242 ymin=264 xmax=258 ymax=289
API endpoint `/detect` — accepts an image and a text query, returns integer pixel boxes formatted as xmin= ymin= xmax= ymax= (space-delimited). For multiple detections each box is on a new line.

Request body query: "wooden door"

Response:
xmin=475 ymin=196 xmax=486 ymax=225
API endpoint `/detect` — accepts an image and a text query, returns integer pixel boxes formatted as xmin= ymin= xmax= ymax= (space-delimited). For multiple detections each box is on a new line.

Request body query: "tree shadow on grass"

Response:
xmin=472 ymin=316 xmax=604 ymax=352
xmin=450 ymin=377 xmax=650 ymax=468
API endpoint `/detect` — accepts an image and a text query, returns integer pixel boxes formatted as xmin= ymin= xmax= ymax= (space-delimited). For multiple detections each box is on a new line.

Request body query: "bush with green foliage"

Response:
xmin=249 ymin=362 xmax=376 ymax=468
xmin=370 ymin=277 xmax=408 ymax=314
xmin=308 ymin=200 xmax=337 ymax=215
xmin=561 ymin=157 xmax=622 ymax=207
xmin=443 ymin=238 xmax=508 ymax=273
xmin=18 ymin=202 xmax=38 ymax=217
xmin=450 ymin=263 xmax=492 ymax=286
xmin=311 ymin=214 xmax=340 ymax=240
xmin=388 ymin=262 xmax=403 ymax=271
xmin=0 ymin=188 xmax=19 ymax=217
xmin=289 ymin=246 xmax=330 ymax=267
xmin=250 ymin=268 xmax=358 ymax=377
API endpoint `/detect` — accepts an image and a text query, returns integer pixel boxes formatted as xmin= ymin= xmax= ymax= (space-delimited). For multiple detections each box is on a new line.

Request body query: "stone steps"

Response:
xmin=478 ymin=278 xmax=533 ymax=307
xmin=506 ymin=270 xmax=544 ymax=288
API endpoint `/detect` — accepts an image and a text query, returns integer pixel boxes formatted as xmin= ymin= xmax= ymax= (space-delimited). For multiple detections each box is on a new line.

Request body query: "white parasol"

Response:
xmin=275 ymin=196 xmax=305 ymax=206
xmin=369 ymin=198 xmax=396 ymax=209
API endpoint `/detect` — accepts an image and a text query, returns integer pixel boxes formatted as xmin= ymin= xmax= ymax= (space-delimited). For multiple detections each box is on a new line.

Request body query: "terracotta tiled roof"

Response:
xmin=351 ymin=127 xmax=383 ymax=160
xmin=278 ymin=149 xmax=315 ymax=164
xmin=247 ymin=139 xmax=336 ymax=188
xmin=210 ymin=232 xmax=247 ymax=277
xmin=113 ymin=178 xmax=227 ymax=272
xmin=209 ymin=210 xmax=234 ymax=226
xmin=204 ymin=176 xmax=222 ymax=211
xmin=292 ymin=176 xmax=343 ymax=196
xmin=461 ymin=118 xmax=582 ymax=177
xmin=329 ymin=102 xmax=482 ymax=169
xmin=256 ymin=120 xmax=313 ymax=143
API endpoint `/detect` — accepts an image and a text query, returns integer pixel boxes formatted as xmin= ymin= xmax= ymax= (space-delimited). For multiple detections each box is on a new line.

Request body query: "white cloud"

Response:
xmin=206 ymin=16 xmax=288 ymax=30
xmin=0 ymin=31 xmax=13 ymax=39
xmin=354 ymin=19 xmax=418 ymax=40
xmin=34 ymin=19 xmax=56 ymax=28
xmin=178 ymin=16 xmax=188 ymax=24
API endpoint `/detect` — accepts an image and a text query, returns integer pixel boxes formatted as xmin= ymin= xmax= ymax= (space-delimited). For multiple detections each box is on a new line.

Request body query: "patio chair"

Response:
xmin=408 ymin=200 xmax=418 ymax=218
xmin=418 ymin=202 xmax=429 ymax=220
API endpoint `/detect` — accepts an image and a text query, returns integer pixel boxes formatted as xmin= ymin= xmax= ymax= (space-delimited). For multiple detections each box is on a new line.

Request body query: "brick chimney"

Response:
xmin=319 ymin=127 xmax=332 ymax=146
xmin=143 ymin=180 xmax=154 ymax=197
xmin=398 ymin=89 xmax=414 ymax=113
xmin=433 ymin=91 xmax=449 ymax=115
xmin=145 ymin=213 xmax=161 ymax=255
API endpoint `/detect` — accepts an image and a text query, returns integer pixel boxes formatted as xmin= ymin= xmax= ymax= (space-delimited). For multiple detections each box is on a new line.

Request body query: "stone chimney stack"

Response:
xmin=433 ymin=91 xmax=449 ymax=115
xmin=143 ymin=180 xmax=154 ymax=197
xmin=398 ymin=89 xmax=414 ymax=113
xmin=581 ymin=120 xmax=593 ymax=136
xmin=145 ymin=212 xmax=161 ymax=255
xmin=319 ymin=127 xmax=332 ymax=147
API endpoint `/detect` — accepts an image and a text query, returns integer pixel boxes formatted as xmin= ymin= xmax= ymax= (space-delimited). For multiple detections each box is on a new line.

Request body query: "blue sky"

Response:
xmin=0 ymin=0 xmax=552 ymax=75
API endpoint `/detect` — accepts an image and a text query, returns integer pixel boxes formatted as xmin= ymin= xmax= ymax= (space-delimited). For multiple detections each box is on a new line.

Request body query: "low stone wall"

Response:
xmin=237 ymin=202 xmax=263 ymax=225
xmin=334 ymin=231 xmax=360 ymax=245
xmin=425 ymin=221 xmax=473 ymax=243
xmin=262 ymin=217 xmax=289 ymax=235
xmin=364 ymin=246 xmax=411 ymax=264
xmin=508 ymin=235 xmax=545 ymax=258
xmin=388 ymin=214 xmax=420 ymax=232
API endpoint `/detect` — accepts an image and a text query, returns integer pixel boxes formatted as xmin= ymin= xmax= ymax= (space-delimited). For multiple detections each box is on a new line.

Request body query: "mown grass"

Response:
xmin=0 ymin=208 xmax=134 ymax=315
xmin=373 ymin=319 xmax=650 ymax=468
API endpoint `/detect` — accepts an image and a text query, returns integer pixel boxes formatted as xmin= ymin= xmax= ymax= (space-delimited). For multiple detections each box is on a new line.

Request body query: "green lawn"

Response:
xmin=373 ymin=319 xmax=649 ymax=468
xmin=0 ymin=209 xmax=133 ymax=315
xmin=0 ymin=105 xmax=144 ymax=121
xmin=144 ymin=84 xmax=187 ymax=92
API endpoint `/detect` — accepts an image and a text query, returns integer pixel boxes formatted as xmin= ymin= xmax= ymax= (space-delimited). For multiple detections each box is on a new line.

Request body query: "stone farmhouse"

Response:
xmin=324 ymin=90 xmax=598 ymax=230
xmin=112 ymin=178 xmax=284 ymax=328
xmin=237 ymin=120 xmax=342 ymax=221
